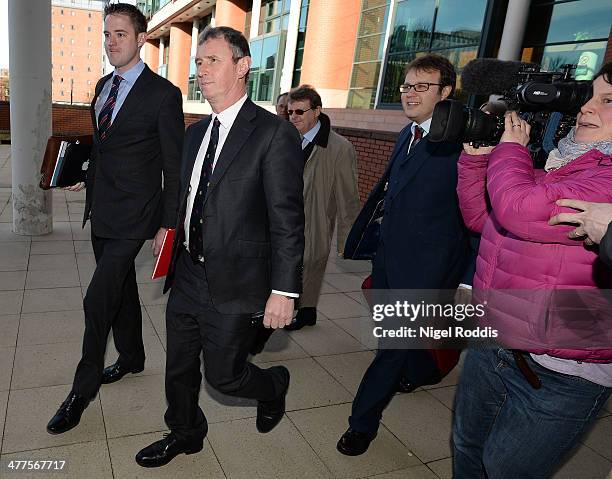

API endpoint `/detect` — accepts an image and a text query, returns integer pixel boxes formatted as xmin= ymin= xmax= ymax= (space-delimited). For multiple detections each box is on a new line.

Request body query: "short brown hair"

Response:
xmin=405 ymin=54 xmax=457 ymax=97
xmin=104 ymin=3 xmax=147 ymax=35
xmin=288 ymin=85 xmax=322 ymax=109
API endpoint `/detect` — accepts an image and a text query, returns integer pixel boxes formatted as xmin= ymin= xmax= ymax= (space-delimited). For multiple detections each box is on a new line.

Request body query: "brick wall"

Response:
xmin=336 ymin=127 xmax=397 ymax=202
xmin=51 ymin=103 xmax=94 ymax=135
xmin=0 ymin=101 xmax=8 ymax=131
xmin=0 ymin=102 xmax=399 ymax=202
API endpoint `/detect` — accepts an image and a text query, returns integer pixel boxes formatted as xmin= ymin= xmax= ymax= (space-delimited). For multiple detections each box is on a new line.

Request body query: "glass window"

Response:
xmin=375 ymin=0 xmax=486 ymax=107
xmin=523 ymin=40 xmax=607 ymax=77
xmin=432 ymin=0 xmax=486 ymax=49
xmin=359 ymin=5 xmax=390 ymax=36
xmin=250 ymin=40 xmax=263 ymax=70
xmin=347 ymin=1 xmax=391 ymax=108
xmin=292 ymin=0 xmax=310 ymax=87
xmin=354 ymin=34 xmax=386 ymax=63
xmin=248 ymin=34 xmax=281 ymax=101
xmin=525 ymin=0 xmax=611 ymax=46
xmin=262 ymin=35 xmax=279 ymax=70
xmin=259 ymin=0 xmax=291 ymax=35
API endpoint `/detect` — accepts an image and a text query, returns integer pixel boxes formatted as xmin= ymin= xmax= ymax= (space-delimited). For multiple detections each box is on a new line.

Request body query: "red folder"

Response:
xmin=151 ymin=228 xmax=176 ymax=280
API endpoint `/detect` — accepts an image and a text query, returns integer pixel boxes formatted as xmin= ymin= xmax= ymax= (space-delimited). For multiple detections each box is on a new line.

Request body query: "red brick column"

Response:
xmin=145 ymin=39 xmax=160 ymax=73
xmin=215 ymin=0 xmax=249 ymax=33
xmin=167 ymin=22 xmax=192 ymax=94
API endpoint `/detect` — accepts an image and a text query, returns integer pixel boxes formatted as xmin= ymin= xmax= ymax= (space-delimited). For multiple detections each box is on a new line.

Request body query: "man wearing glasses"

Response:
xmin=337 ymin=55 xmax=470 ymax=456
xmin=284 ymin=85 xmax=360 ymax=331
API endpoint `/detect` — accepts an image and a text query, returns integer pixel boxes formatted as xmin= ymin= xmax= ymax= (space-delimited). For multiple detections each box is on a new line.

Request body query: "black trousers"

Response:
xmin=164 ymin=248 xmax=284 ymax=443
xmin=348 ymin=241 xmax=438 ymax=435
xmin=72 ymin=234 xmax=146 ymax=399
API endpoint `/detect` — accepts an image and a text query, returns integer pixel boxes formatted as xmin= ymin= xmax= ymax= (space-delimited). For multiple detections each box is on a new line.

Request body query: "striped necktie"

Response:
xmin=189 ymin=117 xmax=221 ymax=262
xmin=408 ymin=125 xmax=423 ymax=154
xmin=98 ymin=75 xmax=123 ymax=140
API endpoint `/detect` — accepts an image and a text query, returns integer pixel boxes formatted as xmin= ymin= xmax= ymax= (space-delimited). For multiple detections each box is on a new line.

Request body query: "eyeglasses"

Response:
xmin=399 ymin=82 xmax=442 ymax=93
xmin=287 ymin=108 xmax=313 ymax=116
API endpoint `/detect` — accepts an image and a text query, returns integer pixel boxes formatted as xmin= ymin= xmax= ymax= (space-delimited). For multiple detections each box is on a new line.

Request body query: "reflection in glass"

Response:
xmin=432 ymin=0 xmax=486 ymax=49
xmin=523 ymin=41 xmax=607 ymax=77
xmin=250 ymin=40 xmax=263 ymax=70
xmin=389 ymin=0 xmax=435 ymax=54
xmin=538 ymin=0 xmax=611 ymax=45
xmin=262 ymin=35 xmax=279 ymax=69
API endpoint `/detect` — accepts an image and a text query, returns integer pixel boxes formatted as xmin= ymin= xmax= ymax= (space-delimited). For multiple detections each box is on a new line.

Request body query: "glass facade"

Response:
xmin=259 ymin=0 xmax=292 ymax=35
xmin=347 ymin=0 xmax=391 ymax=109
xmin=248 ymin=34 xmax=283 ymax=101
xmin=291 ymin=0 xmax=310 ymax=88
xmin=521 ymin=0 xmax=610 ymax=79
xmin=379 ymin=0 xmax=487 ymax=106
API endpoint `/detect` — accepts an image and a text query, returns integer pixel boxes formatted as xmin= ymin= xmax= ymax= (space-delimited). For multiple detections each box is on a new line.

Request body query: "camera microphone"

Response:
xmin=461 ymin=58 xmax=538 ymax=95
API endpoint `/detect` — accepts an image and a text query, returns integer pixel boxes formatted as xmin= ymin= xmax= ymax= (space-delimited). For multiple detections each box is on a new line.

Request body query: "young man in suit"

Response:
xmin=135 ymin=27 xmax=304 ymax=468
xmin=47 ymin=3 xmax=183 ymax=434
xmin=337 ymin=55 xmax=470 ymax=455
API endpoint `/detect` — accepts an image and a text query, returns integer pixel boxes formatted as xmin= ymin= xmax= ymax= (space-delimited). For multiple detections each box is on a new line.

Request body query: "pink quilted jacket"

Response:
xmin=458 ymin=142 xmax=612 ymax=362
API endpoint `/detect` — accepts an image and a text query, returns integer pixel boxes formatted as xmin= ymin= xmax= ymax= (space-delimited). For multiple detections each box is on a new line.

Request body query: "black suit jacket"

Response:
xmin=164 ymin=98 xmax=305 ymax=314
xmin=83 ymin=65 xmax=183 ymax=239
xmin=601 ymin=223 xmax=612 ymax=269
xmin=348 ymin=124 xmax=469 ymax=289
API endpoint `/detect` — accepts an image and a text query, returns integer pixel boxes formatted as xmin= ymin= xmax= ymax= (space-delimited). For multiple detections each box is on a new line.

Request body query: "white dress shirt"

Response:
xmin=407 ymin=117 xmax=432 ymax=153
xmin=94 ymin=59 xmax=145 ymax=126
xmin=184 ymin=94 xmax=297 ymax=298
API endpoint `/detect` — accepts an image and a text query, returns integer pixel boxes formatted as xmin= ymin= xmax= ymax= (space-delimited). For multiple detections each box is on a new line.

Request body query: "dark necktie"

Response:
xmin=189 ymin=117 xmax=221 ymax=262
xmin=97 ymin=75 xmax=123 ymax=140
xmin=409 ymin=125 xmax=424 ymax=154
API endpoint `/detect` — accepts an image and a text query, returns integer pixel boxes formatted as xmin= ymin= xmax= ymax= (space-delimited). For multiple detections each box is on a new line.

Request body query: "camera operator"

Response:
xmin=452 ymin=62 xmax=612 ymax=479
xmin=549 ymin=199 xmax=612 ymax=268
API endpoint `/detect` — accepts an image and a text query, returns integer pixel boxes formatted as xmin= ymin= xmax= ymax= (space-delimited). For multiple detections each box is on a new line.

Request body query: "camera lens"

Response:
xmin=430 ymin=100 xmax=504 ymax=144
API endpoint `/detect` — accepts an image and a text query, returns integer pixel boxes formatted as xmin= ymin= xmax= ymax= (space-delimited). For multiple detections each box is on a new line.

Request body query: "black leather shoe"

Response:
xmin=397 ymin=372 xmax=441 ymax=394
xmin=284 ymin=307 xmax=316 ymax=331
xmin=47 ymin=392 xmax=89 ymax=435
xmin=336 ymin=428 xmax=376 ymax=456
xmin=101 ymin=362 xmax=144 ymax=384
xmin=257 ymin=366 xmax=290 ymax=433
xmin=135 ymin=433 xmax=203 ymax=468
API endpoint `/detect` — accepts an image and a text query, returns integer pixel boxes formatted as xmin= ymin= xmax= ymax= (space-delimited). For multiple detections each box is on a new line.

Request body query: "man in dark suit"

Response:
xmin=47 ymin=3 xmax=183 ymax=434
xmin=135 ymin=27 xmax=304 ymax=468
xmin=337 ymin=55 xmax=469 ymax=455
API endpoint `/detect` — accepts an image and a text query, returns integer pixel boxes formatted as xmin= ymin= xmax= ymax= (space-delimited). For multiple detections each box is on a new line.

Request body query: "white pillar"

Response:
xmin=191 ymin=21 xmax=199 ymax=54
xmin=279 ymin=0 xmax=301 ymax=93
xmin=497 ymin=0 xmax=531 ymax=61
xmin=9 ymin=0 xmax=53 ymax=235
xmin=158 ymin=37 xmax=165 ymax=68
xmin=250 ymin=0 xmax=261 ymax=40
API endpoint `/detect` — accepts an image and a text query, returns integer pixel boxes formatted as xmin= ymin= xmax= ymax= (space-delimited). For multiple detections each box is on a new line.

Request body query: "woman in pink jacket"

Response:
xmin=452 ymin=63 xmax=612 ymax=479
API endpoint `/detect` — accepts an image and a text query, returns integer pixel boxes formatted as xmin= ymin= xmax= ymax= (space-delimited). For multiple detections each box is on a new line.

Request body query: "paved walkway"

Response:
xmin=0 ymin=146 xmax=610 ymax=478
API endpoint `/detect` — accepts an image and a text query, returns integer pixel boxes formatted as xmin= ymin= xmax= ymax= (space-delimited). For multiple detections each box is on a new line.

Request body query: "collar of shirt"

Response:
xmin=302 ymin=119 xmax=321 ymax=145
xmin=411 ymin=117 xmax=432 ymax=137
xmin=113 ymin=59 xmax=145 ymax=87
xmin=213 ymin=94 xmax=249 ymax=133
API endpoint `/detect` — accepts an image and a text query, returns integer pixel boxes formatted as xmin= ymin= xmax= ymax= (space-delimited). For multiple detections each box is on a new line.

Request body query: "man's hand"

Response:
xmin=63 ymin=182 xmax=85 ymax=192
xmin=263 ymin=293 xmax=294 ymax=329
xmin=151 ymin=227 xmax=168 ymax=256
xmin=549 ymin=199 xmax=612 ymax=245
